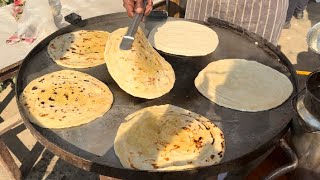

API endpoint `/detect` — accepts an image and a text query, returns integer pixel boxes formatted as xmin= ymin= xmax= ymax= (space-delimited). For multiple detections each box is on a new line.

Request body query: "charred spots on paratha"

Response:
xmin=59 ymin=57 xmax=69 ymax=60
xmin=48 ymin=30 xmax=109 ymax=68
xmin=63 ymin=93 xmax=69 ymax=100
xmin=38 ymin=78 xmax=45 ymax=83
xmin=151 ymin=164 xmax=159 ymax=169
xmin=128 ymin=158 xmax=138 ymax=170
xmin=210 ymin=132 xmax=215 ymax=145
xmin=114 ymin=105 xmax=225 ymax=171
xmin=173 ymin=145 xmax=180 ymax=150
xmin=193 ymin=136 xmax=203 ymax=150
xmin=20 ymin=70 xmax=113 ymax=128
xmin=40 ymin=113 xmax=48 ymax=117
xmin=182 ymin=127 xmax=189 ymax=131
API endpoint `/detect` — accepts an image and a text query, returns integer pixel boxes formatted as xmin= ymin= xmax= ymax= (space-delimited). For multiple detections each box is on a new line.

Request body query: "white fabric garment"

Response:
xmin=185 ymin=0 xmax=289 ymax=45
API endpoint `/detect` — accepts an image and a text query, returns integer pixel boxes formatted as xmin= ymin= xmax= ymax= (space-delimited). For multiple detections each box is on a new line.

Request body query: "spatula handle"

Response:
xmin=125 ymin=0 xmax=148 ymax=37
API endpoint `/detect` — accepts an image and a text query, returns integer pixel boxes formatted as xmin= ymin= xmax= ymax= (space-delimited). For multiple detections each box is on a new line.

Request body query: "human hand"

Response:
xmin=123 ymin=0 xmax=153 ymax=17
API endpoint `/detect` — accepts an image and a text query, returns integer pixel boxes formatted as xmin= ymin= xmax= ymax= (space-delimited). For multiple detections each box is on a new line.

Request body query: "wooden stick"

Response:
xmin=0 ymin=114 xmax=23 ymax=136
xmin=0 ymin=138 xmax=22 ymax=180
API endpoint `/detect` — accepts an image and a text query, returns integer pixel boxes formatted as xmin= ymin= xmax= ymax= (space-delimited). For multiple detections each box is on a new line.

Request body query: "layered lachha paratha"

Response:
xmin=48 ymin=30 xmax=109 ymax=68
xmin=104 ymin=27 xmax=175 ymax=99
xmin=114 ymin=104 xmax=225 ymax=171
xmin=19 ymin=70 xmax=113 ymax=129
xmin=194 ymin=59 xmax=293 ymax=112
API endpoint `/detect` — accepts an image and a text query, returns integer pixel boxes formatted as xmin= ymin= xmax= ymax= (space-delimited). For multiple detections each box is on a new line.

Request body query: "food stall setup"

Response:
xmin=0 ymin=0 xmax=320 ymax=179
xmin=13 ymin=6 xmax=301 ymax=179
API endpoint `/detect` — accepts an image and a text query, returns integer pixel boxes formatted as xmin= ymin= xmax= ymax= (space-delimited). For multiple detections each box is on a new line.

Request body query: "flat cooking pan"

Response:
xmin=15 ymin=12 xmax=298 ymax=179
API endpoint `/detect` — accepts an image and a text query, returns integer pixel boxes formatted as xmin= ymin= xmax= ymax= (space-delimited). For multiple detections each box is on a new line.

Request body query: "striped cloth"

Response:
xmin=185 ymin=0 xmax=289 ymax=45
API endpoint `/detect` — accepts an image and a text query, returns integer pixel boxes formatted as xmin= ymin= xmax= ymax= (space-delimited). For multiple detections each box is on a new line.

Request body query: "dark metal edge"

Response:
xmin=0 ymin=61 xmax=22 ymax=82
xmin=263 ymin=139 xmax=298 ymax=180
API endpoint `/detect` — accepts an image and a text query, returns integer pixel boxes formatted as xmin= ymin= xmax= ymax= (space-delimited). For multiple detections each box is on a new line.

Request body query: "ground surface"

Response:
xmin=0 ymin=1 xmax=319 ymax=180
xmin=279 ymin=1 xmax=320 ymax=89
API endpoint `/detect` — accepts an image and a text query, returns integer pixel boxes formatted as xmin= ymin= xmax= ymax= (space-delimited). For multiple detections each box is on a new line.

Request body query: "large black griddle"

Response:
xmin=16 ymin=13 xmax=298 ymax=179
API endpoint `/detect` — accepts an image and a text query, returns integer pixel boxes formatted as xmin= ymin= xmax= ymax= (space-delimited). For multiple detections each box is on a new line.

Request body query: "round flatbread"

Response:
xmin=114 ymin=104 xmax=225 ymax=171
xmin=19 ymin=70 xmax=113 ymax=129
xmin=104 ymin=27 xmax=175 ymax=99
xmin=48 ymin=30 xmax=109 ymax=68
xmin=148 ymin=20 xmax=219 ymax=56
xmin=194 ymin=59 xmax=293 ymax=112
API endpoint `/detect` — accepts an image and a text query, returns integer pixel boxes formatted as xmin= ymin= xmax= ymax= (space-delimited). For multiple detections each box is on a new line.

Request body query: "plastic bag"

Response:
xmin=7 ymin=0 xmax=58 ymax=44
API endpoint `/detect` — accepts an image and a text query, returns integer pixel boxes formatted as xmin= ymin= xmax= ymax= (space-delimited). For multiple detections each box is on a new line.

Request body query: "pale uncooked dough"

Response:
xmin=194 ymin=59 xmax=293 ymax=112
xmin=148 ymin=20 xmax=219 ymax=56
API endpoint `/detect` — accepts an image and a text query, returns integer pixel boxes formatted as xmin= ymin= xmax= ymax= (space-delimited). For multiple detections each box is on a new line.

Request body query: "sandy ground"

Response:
xmin=278 ymin=1 xmax=320 ymax=89
xmin=0 ymin=1 xmax=319 ymax=180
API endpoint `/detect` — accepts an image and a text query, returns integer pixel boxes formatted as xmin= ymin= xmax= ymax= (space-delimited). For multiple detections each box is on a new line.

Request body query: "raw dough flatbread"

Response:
xmin=104 ymin=27 xmax=175 ymax=99
xmin=19 ymin=70 xmax=113 ymax=129
xmin=114 ymin=104 xmax=225 ymax=171
xmin=148 ymin=20 xmax=219 ymax=56
xmin=48 ymin=30 xmax=109 ymax=68
xmin=194 ymin=59 xmax=293 ymax=112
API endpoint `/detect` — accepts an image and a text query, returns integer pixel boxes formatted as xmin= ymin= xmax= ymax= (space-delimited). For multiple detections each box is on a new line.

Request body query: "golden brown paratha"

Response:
xmin=104 ymin=27 xmax=175 ymax=99
xmin=20 ymin=70 xmax=113 ymax=129
xmin=48 ymin=30 xmax=109 ymax=68
xmin=114 ymin=104 xmax=225 ymax=171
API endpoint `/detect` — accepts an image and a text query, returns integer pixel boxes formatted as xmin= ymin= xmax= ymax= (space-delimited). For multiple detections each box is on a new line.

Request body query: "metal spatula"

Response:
xmin=120 ymin=0 xmax=148 ymax=50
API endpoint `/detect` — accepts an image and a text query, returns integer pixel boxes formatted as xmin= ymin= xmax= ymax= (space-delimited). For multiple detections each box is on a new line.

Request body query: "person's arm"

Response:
xmin=123 ymin=0 xmax=153 ymax=17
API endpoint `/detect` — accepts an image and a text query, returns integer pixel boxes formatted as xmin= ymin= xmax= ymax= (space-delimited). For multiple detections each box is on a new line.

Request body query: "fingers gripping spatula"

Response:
xmin=120 ymin=0 xmax=148 ymax=50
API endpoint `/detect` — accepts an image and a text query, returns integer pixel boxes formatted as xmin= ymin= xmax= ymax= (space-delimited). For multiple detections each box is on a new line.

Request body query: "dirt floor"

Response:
xmin=0 ymin=1 xmax=319 ymax=180
xmin=279 ymin=1 xmax=320 ymax=89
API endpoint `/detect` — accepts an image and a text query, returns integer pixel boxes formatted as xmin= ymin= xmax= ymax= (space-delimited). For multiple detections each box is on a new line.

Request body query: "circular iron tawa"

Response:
xmin=15 ymin=13 xmax=297 ymax=179
xmin=296 ymin=95 xmax=320 ymax=133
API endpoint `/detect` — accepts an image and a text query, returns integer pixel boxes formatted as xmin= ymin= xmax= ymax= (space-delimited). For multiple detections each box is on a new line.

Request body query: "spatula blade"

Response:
xmin=120 ymin=36 xmax=134 ymax=50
